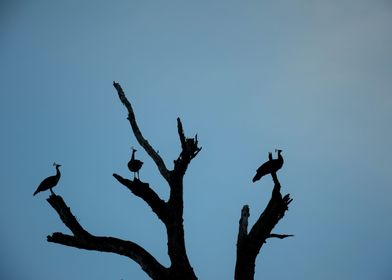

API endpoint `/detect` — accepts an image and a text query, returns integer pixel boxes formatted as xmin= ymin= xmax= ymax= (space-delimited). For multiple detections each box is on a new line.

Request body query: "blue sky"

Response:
xmin=1 ymin=1 xmax=391 ymax=279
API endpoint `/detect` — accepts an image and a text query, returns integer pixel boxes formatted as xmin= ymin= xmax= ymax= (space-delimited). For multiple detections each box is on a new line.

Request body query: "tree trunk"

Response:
xmin=234 ymin=173 xmax=293 ymax=280
xmin=38 ymin=82 xmax=292 ymax=280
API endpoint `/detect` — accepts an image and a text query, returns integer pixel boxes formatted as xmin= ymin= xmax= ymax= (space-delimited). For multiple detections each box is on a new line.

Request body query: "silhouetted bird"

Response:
xmin=33 ymin=163 xmax=62 ymax=196
xmin=128 ymin=147 xmax=143 ymax=179
xmin=252 ymin=149 xmax=283 ymax=183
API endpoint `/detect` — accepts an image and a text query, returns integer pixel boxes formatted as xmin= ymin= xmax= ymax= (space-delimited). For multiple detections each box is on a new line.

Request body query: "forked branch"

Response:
xmin=46 ymin=194 xmax=168 ymax=280
xmin=235 ymin=173 xmax=293 ymax=280
xmin=173 ymin=118 xmax=202 ymax=176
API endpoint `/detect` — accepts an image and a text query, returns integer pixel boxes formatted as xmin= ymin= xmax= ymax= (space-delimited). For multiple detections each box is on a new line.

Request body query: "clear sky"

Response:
xmin=1 ymin=1 xmax=391 ymax=279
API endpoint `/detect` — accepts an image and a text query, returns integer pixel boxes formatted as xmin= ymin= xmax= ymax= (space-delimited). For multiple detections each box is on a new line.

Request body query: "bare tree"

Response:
xmin=44 ymin=82 xmax=292 ymax=280
xmin=235 ymin=172 xmax=293 ymax=279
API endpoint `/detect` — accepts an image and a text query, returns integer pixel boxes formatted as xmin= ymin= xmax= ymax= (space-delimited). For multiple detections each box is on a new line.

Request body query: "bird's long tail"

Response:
xmin=33 ymin=190 xmax=39 ymax=196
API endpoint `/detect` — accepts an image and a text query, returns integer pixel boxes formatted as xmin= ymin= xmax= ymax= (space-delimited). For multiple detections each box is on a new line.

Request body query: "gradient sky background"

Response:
xmin=1 ymin=1 xmax=392 ymax=279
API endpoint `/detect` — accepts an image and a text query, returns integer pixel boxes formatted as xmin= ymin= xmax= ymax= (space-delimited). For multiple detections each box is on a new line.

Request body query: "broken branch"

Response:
xmin=113 ymin=82 xmax=171 ymax=182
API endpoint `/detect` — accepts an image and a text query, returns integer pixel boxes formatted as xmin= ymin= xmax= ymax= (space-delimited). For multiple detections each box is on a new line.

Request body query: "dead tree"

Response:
xmin=235 ymin=172 xmax=293 ymax=280
xmin=43 ymin=82 xmax=292 ymax=280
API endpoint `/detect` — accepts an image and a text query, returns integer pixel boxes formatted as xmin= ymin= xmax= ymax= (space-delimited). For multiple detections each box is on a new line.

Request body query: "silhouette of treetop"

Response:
xmin=36 ymin=82 xmax=292 ymax=280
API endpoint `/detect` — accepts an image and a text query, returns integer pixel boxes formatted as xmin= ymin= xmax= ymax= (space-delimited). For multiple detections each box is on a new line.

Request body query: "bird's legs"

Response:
xmin=50 ymin=188 xmax=55 ymax=195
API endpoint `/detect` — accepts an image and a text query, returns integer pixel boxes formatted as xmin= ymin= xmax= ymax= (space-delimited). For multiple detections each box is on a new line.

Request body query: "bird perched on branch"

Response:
xmin=33 ymin=163 xmax=62 ymax=196
xmin=252 ymin=149 xmax=283 ymax=183
xmin=128 ymin=147 xmax=143 ymax=179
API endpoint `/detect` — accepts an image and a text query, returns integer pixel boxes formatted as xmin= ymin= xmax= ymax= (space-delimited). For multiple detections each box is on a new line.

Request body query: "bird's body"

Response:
xmin=128 ymin=148 xmax=143 ymax=179
xmin=252 ymin=150 xmax=283 ymax=183
xmin=33 ymin=163 xmax=61 ymax=196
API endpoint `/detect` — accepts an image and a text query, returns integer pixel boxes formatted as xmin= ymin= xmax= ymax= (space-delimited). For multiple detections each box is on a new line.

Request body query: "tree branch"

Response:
xmin=237 ymin=205 xmax=250 ymax=242
xmin=234 ymin=173 xmax=293 ymax=280
xmin=47 ymin=195 xmax=91 ymax=238
xmin=113 ymin=82 xmax=171 ymax=182
xmin=112 ymin=173 xmax=168 ymax=222
xmin=177 ymin=117 xmax=187 ymax=150
xmin=173 ymin=118 xmax=202 ymax=176
xmin=45 ymin=83 xmax=199 ymax=280
xmin=267 ymin=233 xmax=294 ymax=240
xmin=46 ymin=194 xmax=169 ymax=280
xmin=247 ymin=175 xmax=292 ymax=253
xmin=113 ymin=84 xmax=198 ymax=279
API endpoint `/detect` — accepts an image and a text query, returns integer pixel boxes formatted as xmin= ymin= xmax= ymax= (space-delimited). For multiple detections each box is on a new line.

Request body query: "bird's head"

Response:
xmin=131 ymin=146 xmax=137 ymax=152
xmin=275 ymin=149 xmax=282 ymax=154
xmin=53 ymin=162 xmax=62 ymax=168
